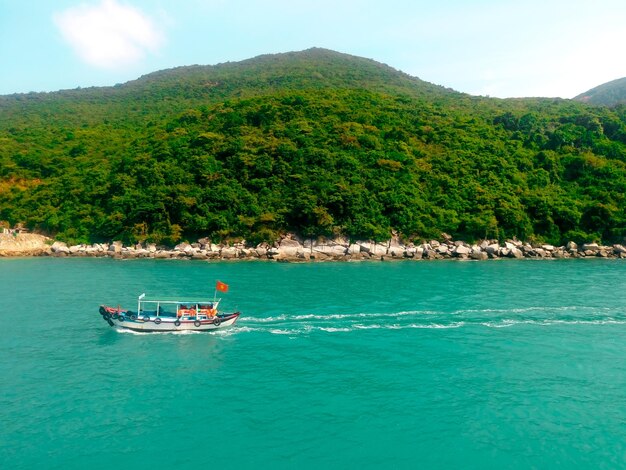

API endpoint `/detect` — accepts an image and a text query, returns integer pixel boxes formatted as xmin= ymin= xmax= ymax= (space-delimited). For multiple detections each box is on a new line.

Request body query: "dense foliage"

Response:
xmin=1 ymin=48 xmax=626 ymax=246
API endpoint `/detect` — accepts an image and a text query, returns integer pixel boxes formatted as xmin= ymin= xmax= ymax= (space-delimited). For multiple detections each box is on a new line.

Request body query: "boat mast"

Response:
xmin=137 ymin=293 xmax=145 ymax=314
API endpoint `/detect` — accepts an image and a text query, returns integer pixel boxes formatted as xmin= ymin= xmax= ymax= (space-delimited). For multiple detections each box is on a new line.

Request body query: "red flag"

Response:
xmin=216 ymin=280 xmax=229 ymax=292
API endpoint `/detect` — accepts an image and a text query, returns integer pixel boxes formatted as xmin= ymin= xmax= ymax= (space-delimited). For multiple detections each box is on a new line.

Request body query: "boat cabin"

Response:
xmin=136 ymin=294 xmax=221 ymax=320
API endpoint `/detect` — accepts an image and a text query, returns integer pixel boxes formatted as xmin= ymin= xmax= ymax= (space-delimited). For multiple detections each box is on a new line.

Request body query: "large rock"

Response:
xmin=470 ymin=250 xmax=489 ymax=260
xmin=486 ymin=243 xmax=500 ymax=255
xmin=369 ymin=242 xmax=387 ymax=256
xmin=0 ymin=233 xmax=53 ymax=256
xmin=435 ymin=244 xmax=450 ymax=255
xmin=387 ymin=236 xmax=406 ymax=257
xmin=453 ymin=244 xmax=471 ymax=256
xmin=313 ymin=240 xmax=348 ymax=257
xmin=581 ymin=243 xmax=599 ymax=252
xmin=309 ymin=251 xmax=331 ymax=261
xmin=405 ymin=246 xmax=422 ymax=259
xmin=613 ymin=245 xmax=626 ymax=255
xmin=266 ymin=247 xmax=281 ymax=259
xmin=347 ymin=243 xmax=361 ymax=255
xmin=51 ymin=241 xmax=70 ymax=254
xmin=108 ymin=241 xmax=123 ymax=253
xmin=174 ymin=242 xmax=192 ymax=252
xmin=278 ymin=238 xmax=304 ymax=257
xmin=220 ymin=247 xmax=238 ymax=259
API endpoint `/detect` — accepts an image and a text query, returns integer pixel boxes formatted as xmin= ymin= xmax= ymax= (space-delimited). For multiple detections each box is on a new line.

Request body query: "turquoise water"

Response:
xmin=2 ymin=258 xmax=626 ymax=469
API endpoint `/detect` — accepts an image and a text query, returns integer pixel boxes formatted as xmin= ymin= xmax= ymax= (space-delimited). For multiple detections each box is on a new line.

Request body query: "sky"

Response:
xmin=0 ymin=0 xmax=625 ymax=98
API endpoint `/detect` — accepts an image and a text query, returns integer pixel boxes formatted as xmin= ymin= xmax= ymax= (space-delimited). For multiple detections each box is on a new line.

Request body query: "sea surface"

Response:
xmin=2 ymin=257 xmax=626 ymax=469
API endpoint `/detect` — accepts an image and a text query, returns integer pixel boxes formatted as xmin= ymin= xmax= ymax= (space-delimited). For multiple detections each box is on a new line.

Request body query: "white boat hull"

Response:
xmin=103 ymin=313 xmax=240 ymax=332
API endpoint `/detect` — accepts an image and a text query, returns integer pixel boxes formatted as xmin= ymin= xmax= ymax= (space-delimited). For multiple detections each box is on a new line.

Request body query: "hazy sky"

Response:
xmin=1 ymin=0 xmax=625 ymax=98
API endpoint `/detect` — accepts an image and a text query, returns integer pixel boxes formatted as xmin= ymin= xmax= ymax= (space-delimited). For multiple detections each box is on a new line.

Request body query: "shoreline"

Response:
xmin=2 ymin=233 xmax=626 ymax=261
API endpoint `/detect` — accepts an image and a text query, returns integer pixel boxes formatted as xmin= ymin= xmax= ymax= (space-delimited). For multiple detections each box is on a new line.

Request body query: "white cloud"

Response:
xmin=54 ymin=0 xmax=164 ymax=69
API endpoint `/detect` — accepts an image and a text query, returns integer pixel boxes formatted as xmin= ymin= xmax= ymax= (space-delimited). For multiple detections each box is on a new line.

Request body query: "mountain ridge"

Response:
xmin=1 ymin=48 xmax=454 ymax=102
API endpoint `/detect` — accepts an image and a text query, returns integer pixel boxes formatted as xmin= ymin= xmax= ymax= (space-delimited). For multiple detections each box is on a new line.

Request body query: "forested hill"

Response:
xmin=1 ymin=48 xmax=626 ymax=246
xmin=574 ymin=77 xmax=626 ymax=107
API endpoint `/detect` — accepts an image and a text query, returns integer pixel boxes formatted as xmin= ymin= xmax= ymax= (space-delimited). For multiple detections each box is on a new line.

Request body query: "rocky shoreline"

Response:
xmin=3 ymin=233 xmax=625 ymax=261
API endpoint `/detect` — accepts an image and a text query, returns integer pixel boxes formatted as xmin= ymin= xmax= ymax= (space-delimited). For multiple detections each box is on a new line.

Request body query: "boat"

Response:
xmin=98 ymin=291 xmax=240 ymax=332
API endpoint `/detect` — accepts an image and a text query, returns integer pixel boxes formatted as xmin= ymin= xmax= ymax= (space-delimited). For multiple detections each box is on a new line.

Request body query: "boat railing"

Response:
xmin=136 ymin=296 xmax=221 ymax=318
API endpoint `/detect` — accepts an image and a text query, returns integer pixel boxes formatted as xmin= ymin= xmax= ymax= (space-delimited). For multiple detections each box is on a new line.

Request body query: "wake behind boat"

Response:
xmin=98 ymin=281 xmax=240 ymax=332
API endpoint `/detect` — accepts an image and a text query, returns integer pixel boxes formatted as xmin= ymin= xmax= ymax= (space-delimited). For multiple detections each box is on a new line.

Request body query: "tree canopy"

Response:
xmin=1 ymin=48 xmax=626 ymax=246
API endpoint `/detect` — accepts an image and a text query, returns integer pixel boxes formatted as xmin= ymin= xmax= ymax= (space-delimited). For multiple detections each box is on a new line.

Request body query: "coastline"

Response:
xmin=2 ymin=233 xmax=626 ymax=261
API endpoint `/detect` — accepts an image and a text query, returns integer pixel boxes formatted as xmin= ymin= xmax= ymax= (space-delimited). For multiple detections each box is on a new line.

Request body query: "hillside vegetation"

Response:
xmin=1 ymin=48 xmax=626 ymax=246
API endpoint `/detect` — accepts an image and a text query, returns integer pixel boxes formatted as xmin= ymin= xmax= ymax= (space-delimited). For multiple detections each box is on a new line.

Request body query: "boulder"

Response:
xmin=486 ymin=243 xmax=500 ymax=255
xmin=504 ymin=241 xmax=517 ymax=250
xmin=388 ymin=237 xmax=406 ymax=257
xmin=356 ymin=242 xmax=386 ymax=256
xmin=278 ymin=238 xmax=304 ymax=257
xmin=135 ymin=249 xmax=150 ymax=257
xmin=108 ymin=241 xmax=123 ymax=253
xmin=220 ymin=247 xmax=238 ymax=259
xmin=316 ymin=244 xmax=347 ymax=257
xmin=347 ymin=243 xmax=361 ymax=255
xmin=174 ymin=242 xmax=191 ymax=252
xmin=613 ymin=245 xmax=626 ymax=255
xmin=470 ymin=250 xmax=489 ymax=261
xmin=435 ymin=245 xmax=449 ymax=255
xmin=309 ymin=251 xmax=331 ymax=261
xmin=51 ymin=241 xmax=70 ymax=254
xmin=582 ymin=243 xmax=599 ymax=252
xmin=266 ymin=247 xmax=281 ymax=259
xmin=453 ymin=245 xmax=471 ymax=256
